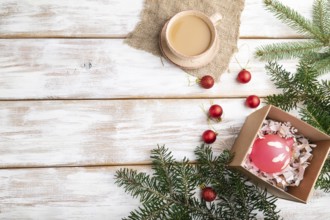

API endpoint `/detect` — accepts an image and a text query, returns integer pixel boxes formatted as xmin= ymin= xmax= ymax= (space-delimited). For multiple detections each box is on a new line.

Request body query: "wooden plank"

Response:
xmin=0 ymin=0 xmax=313 ymax=38
xmin=2 ymin=38 xmax=310 ymax=100
xmin=0 ymin=0 xmax=143 ymax=38
xmin=0 ymin=99 xmax=261 ymax=167
xmin=240 ymin=0 xmax=313 ymax=38
xmin=0 ymin=166 xmax=141 ymax=219
xmin=0 ymin=166 xmax=329 ymax=219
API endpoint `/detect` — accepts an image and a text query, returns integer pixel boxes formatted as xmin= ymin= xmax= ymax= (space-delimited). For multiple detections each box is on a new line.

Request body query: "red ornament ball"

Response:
xmin=285 ymin=137 xmax=294 ymax=148
xmin=249 ymin=134 xmax=293 ymax=173
xmin=237 ymin=69 xmax=251 ymax=83
xmin=199 ymin=75 xmax=214 ymax=89
xmin=246 ymin=95 xmax=260 ymax=108
xmin=201 ymin=187 xmax=217 ymax=202
xmin=208 ymin=104 xmax=223 ymax=119
xmin=202 ymin=130 xmax=217 ymax=144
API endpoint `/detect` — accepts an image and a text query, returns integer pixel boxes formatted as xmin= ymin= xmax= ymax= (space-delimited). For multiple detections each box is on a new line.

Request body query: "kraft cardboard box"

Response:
xmin=229 ymin=105 xmax=330 ymax=203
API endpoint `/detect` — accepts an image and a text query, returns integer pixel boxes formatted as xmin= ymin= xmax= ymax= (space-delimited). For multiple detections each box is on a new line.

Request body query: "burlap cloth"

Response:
xmin=125 ymin=0 xmax=245 ymax=80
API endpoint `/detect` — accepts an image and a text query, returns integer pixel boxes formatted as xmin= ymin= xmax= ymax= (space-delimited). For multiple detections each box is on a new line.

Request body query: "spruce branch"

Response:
xmin=257 ymin=0 xmax=330 ymax=75
xmin=312 ymin=54 xmax=330 ymax=75
xmin=315 ymin=158 xmax=330 ymax=192
xmin=264 ymin=60 xmax=330 ymax=191
xmin=150 ymin=146 xmax=176 ymax=194
xmin=115 ymin=168 xmax=163 ymax=203
xmin=264 ymin=61 xmax=318 ymax=111
xmin=313 ymin=0 xmax=330 ymax=35
xmin=302 ymin=51 xmax=330 ymax=75
xmin=300 ymin=104 xmax=330 ymax=134
xmin=300 ymin=79 xmax=330 ymax=134
xmin=265 ymin=60 xmax=329 ymax=131
xmin=256 ymin=41 xmax=325 ymax=61
xmin=263 ymin=0 xmax=325 ymax=41
xmin=195 ymin=145 xmax=280 ymax=220
xmin=116 ymin=145 xmax=281 ymax=219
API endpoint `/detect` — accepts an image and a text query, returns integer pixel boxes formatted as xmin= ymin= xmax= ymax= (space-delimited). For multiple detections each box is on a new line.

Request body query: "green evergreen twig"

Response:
xmin=116 ymin=145 xmax=281 ymax=220
xmin=316 ymin=158 xmax=330 ymax=192
xmin=256 ymin=0 xmax=330 ymax=75
xmin=312 ymin=0 xmax=330 ymax=35
xmin=263 ymin=0 xmax=326 ymax=41
xmin=264 ymin=61 xmax=330 ymax=191
xmin=255 ymin=41 xmax=324 ymax=61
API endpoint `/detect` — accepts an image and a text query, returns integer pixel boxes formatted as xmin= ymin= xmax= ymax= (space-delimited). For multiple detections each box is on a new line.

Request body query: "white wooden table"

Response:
xmin=0 ymin=0 xmax=329 ymax=219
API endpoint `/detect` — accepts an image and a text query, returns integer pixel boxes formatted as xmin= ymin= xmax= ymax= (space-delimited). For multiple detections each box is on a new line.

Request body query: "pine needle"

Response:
xmin=263 ymin=0 xmax=325 ymax=41
xmin=313 ymin=0 xmax=330 ymax=35
xmin=257 ymin=0 xmax=330 ymax=75
xmin=116 ymin=145 xmax=281 ymax=219
xmin=315 ymin=158 xmax=330 ymax=192
xmin=256 ymin=41 xmax=325 ymax=61
xmin=264 ymin=60 xmax=330 ymax=191
xmin=313 ymin=55 xmax=330 ymax=75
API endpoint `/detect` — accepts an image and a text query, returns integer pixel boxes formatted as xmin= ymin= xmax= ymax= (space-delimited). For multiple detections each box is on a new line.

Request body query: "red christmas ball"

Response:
xmin=199 ymin=75 xmax=214 ymax=89
xmin=201 ymin=187 xmax=217 ymax=202
xmin=285 ymin=137 xmax=294 ymax=147
xmin=246 ymin=95 xmax=260 ymax=108
xmin=249 ymin=134 xmax=293 ymax=173
xmin=237 ymin=69 xmax=251 ymax=83
xmin=202 ymin=130 xmax=217 ymax=144
xmin=208 ymin=104 xmax=223 ymax=119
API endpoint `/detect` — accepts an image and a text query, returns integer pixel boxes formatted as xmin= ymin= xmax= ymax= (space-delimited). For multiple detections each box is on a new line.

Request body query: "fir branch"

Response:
xmin=116 ymin=146 xmax=219 ymax=220
xmin=264 ymin=61 xmax=293 ymax=89
xmin=319 ymin=79 xmax=330 ymax=101
xmin=173 ymin=158 xmax=198 ymax=205
xmin=256 ymin=41 xmax=325 ymax=61
xmin=123 ymin=201 xmax=171 ymax=220
xmin=300 ymin=104 xmax=330 ymax=134
xmin=257 ymin=0 xmax=330 ymax=75
xmin=115 ymin=168 xmax=163 ymax=203
xmin=313 ymin=55 xmax=330 ymax=75
xmin=265 ymin=93 xmax=298 ymax=111
xmin=300 ymin=78 xmax=330 ymax=134
xmin=294 ymin=59 xmax=319 ymax=90
xmin=195 ymin=145 xmax=280 ymax=220
xmin=315 ymin=158 xmax=330 ymax=192
xmin=265 ymin=60 xmax=329 ymax=128
xmin=313 ymin=0 xmax=330 ymax=35
xmin=263 ymin=0 xmax=325 ymax=42
xmin=150 ymin=146 xmax=176 ymax=194
xmin=302 ymin=51 xmax=330 ymax=75
xmin=194 ymin=145 xmax=232 ymax=185
xmin=116 ymin=145 xmax=281 ymax=219
xmin=264 ymin=60 xmax=330 ymax=192
xmin=264 ymin=61 xmax=322 ymax=110
xmin=264 ymin=61 xmax=306 ymax=110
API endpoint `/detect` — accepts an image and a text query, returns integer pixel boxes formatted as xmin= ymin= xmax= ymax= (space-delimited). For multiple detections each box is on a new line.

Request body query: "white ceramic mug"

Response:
xmin=165 ymin=10 xmax=222 ymax=62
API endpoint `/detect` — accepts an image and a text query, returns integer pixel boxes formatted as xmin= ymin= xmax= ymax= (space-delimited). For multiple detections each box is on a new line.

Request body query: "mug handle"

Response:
xmin=210 ymin=13 xmax=222 ymax=25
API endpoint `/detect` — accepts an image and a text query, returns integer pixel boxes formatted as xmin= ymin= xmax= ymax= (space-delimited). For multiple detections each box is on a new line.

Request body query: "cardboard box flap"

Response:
xmin=268 ymin=106 xmax=330 ymax=142
xmin=230 ymin=105 xmax=271 ymax=167
xmin=288 ymin=140 xmax=330 ymax=202
xmin=238 ymin=166 xmax=306 ymax=203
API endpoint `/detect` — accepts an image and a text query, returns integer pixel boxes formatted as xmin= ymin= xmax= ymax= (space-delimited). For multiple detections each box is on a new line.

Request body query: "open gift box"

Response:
xmin=229 ymin=105 xmax=330 ymax=203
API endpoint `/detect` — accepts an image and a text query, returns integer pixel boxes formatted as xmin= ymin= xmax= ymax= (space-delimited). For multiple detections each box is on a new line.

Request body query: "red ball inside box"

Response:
xmin=250 ymin=134 xmax=293 ymax=173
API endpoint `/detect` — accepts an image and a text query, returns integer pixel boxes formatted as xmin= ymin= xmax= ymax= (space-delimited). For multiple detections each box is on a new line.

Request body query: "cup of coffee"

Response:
xmin=160 ymin=10 xmax=222 ymax=69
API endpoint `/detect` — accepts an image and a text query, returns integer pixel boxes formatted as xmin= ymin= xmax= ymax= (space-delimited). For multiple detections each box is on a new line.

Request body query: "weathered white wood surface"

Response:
xmin=0 ymin=99 xmax=258 ymax=167
xmin=1 ymin=167 xmax=329 ymax=220
xmin=0 ymin=39 xmax=292 ymax=100
xmin=0 ymin=0 xmax=329 ymax=219
xmin=0 ymin=0 xmax=313 ymax=38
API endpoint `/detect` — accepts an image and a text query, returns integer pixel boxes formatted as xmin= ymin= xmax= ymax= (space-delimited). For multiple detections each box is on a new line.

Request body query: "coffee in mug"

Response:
xmin=168 ymin=15 xmax=212 ymax=56
xmin=160 ymin=10 xmax=222 ymax=69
